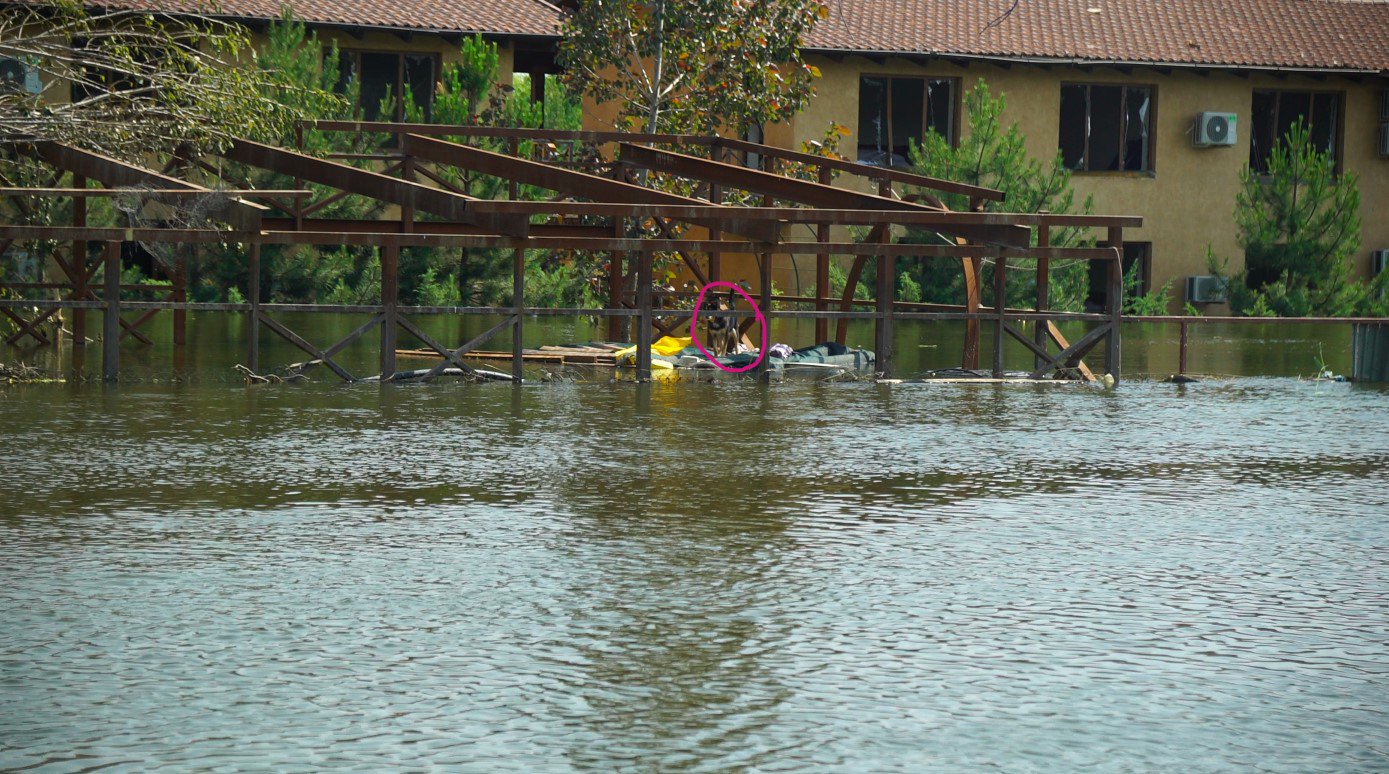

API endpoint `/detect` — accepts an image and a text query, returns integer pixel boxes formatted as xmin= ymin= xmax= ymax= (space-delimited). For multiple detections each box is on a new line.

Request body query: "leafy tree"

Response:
xmin=0 ymin=0 xmax=337 ymax=164
xmin=558 ymin=0 xmax=829 ymax=135
xmin=1216 ymin=120 xmax=1382 ymax=317
xmin=903 ymin=79 xmax=1094 ymax=311
xmin=401 ymin=36 xmax=587 ymax=307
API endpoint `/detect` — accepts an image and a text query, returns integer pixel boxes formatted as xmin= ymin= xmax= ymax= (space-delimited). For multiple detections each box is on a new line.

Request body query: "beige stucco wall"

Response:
xmin=787 ymin=54 xmax=1389 ymax=312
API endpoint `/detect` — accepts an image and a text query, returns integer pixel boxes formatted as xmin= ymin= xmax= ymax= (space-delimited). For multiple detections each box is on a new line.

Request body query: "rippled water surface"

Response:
xmin=3 ymin=326 xmax=1389 ymax=769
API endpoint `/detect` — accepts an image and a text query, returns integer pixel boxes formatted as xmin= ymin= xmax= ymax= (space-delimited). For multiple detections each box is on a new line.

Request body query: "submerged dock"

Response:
xmin=3 ymin=125 xmax=1141 ymax=384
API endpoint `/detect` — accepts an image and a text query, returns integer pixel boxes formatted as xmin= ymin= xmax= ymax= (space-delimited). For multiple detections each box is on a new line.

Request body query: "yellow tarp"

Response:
xmin=614 ymin=336 xmax=691 ymax=368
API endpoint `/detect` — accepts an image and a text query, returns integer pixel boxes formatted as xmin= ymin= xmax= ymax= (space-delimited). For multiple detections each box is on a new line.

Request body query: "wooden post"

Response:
xmin=247 ymin=242 xmax=260 ymax=373
xmin=72 ymin=174 xmax=88 ymax=346
xmin=608 ymin=217 xmax=626 ymax=342
xmin=709 ymin=180 xmax=722 ymax=287
xmin=875 ymin=247 xmax=894 ymax=378
xmin=961 ymin=194 xmax=987 ymax=370
xmin=876 ymin=174 xmax=894 ymax=370
xmin=1034 ymin=225 xmax=1051 ymax=370
xmin=636 ymin=250 xmax=653 ymax=382
xmin=1106 ymin=227 xmax=1124 ymax=383
xmin=512 ymin=247 xmax=525 ymax=382
xmin=758 ymin=250 xmax=773 ymax=381
xmin=993 ymin=256 xmax=1007 ymax=378
xmin=102 ymin=241 xmax=120 ymax=382
xmin=172 ymin=254 xmax=187 ymax=346
xmin=815 ymin=166 xmax=832 ymax=344
xmin=1178 ymin=320 xmax=1189 ymax=376
xmin=380 ymin=245 xmax=399 ymax=380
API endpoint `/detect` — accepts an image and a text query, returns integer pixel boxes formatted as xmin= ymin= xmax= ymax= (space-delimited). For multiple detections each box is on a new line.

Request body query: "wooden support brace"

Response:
xmin=420 ymin=316 xmax=516 ymax=380
xmin=257 ymin=312 xmax=376 ymax=382
xmin=1031 ymin=323 xmax=1109 ymax=379
xmin=1002 ymin=322 xmax=1054 ymax=363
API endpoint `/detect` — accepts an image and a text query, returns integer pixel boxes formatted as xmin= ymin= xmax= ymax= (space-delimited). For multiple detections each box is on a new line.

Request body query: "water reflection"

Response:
xmin=1 ymin=367 xmax=1387 ymax=769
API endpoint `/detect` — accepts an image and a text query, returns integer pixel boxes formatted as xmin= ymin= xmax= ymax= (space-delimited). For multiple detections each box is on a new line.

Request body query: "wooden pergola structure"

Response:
xmin=0 ymin=124 xmax=1141 ymax=383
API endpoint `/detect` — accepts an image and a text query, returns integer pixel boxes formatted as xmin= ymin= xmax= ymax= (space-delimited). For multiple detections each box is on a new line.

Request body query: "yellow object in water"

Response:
xmin=614 ymin=336 xmax=691 ymax=366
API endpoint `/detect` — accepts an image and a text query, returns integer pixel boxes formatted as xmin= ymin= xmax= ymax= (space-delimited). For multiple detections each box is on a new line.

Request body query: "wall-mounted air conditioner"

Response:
xmin=1373 ymin=249 xmax=1389 ymax=276
xmin=1193 ymin=112 xmax=1238 ymax=147
xmin=0 ymin=58 xmax=41 ymax=95
xmin=1186 ymin=275 xmax=1228 ymax=304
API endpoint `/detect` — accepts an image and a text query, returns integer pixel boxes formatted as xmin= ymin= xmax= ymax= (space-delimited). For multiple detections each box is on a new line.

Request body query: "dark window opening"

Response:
xmin=1249 ymin=89 xmax=1342 ymax=173
xmin=1086 ymin=242 xmax=1152 ymax=312
xmin=334 ymin=50 xmax=436 ymax=121
xmin=1059 ymin=84 xmax=1153 ymax=173
xmin=857 ymin=76 xmax=956 ymax=168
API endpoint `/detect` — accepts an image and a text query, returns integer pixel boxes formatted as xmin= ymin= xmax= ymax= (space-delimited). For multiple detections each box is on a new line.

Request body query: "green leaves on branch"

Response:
xmin=1214 ymin=120 xmax=1381 ymax=317
xmin=558 ymin=0 xmax=829 ymax=135
xmin=0 ymin=2 xmax=344 ymax=162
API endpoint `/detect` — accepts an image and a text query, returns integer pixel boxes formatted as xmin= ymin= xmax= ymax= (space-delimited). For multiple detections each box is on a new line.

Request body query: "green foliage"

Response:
xmin=1213 ymin=120 xmax=1381 ymax=317
xmin=457 ymin=35 xmax=500 ymax=115
xmin=897 ymin=271 xmax=923 ymax=303
xmin=415 ymin=267 xmax=463 ymax=307
xmin=559 ymin=0 xmax=829 ymax=134
xmin=1122 ymin=262 xmax=1174 ymax=315
xmin=904 ymin=80 xmax=1095 ymax=311
xmin=525 ymin=255 xmax=605 ymax=308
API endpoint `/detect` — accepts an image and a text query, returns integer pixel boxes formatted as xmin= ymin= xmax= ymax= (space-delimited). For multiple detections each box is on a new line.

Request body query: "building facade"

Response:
xmin=777 ymin=0 xmax=1389 ymax=312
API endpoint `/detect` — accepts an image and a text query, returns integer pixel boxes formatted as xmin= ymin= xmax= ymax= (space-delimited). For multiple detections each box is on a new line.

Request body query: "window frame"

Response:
xmin=1058 ymin=82 xmax=1158 ymax=175
xmin=332 ymin=48 xmax=440 ymax=122
xmin=1248 ymin=88 xmax=1346 ymax=175
xmin=1086 ymin=242 xmax=1152 ymax=311
xmin=856 ymin=75 xmax=960 ymax=168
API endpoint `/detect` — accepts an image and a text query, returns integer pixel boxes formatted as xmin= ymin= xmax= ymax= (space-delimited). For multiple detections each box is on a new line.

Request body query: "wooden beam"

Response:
xmin=618 ymin=143 xmax=1029 ymax=247
xmin=401 ymin=134 xmax=779 ymax=242
xmin=220 ymin=139 xmax=527 ymax=236
xmin=33 ymin=142 xmax=265 ymax=231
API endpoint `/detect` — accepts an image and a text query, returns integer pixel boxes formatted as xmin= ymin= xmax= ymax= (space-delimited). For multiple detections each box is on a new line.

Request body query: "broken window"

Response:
xmin=857 ymin=76 xmax=956 ymax=168
xmin=334 ymin=50 xmax=437 ymax=121
xmin=1059 ymin=84 xmax=1153 ymax=172
xmin=1086 ymin=242 xmax=1152 ymax=312
xmin=1250 ymin=90 xmax=1342 ymax=173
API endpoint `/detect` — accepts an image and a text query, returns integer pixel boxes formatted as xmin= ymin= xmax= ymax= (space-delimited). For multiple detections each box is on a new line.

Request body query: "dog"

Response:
xmin=702 ymin=287 xmax=746 ymax=356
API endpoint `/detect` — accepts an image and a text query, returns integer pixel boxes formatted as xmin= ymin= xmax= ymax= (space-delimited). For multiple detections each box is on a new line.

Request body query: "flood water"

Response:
xmin=3 ymin=315 xmax=1388 ymax=770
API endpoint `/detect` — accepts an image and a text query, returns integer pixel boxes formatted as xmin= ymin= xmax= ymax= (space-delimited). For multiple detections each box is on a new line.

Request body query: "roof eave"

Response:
xmin=802 ymin=47 xmax=1387 ymax=78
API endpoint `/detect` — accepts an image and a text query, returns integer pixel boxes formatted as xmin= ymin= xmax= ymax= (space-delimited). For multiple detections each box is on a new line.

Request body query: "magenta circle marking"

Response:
xmin=689 ymin=282 xmax=768 ymax=374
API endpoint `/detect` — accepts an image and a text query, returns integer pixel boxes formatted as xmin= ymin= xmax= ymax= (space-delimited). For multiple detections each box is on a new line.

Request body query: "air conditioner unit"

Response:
xmin=1379 ymin=123 xmax=1389 ymax=158
xmin=0 ymin=58 xmax=41 ymax=95
xmin=1373 ymin=249 xmax=1389 ymax=276
xmin=1186 ymin=274 xmax=1228 ymax=304
xmin=1193 ymin=112 xmax=1238 ymax=147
